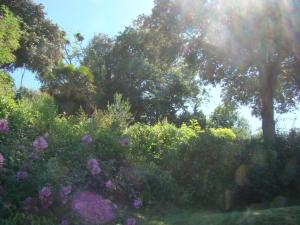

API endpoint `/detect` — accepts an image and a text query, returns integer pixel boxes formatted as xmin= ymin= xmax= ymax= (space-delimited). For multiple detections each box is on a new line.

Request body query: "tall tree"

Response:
xmin=157 ymin=0 xmax=300 ymax=142
xmin=83 ymin=26 xmax=200 ymax=123
xmin=83 ymin=34 xmax=114 ymax=108
xmin=0 ymin=0 xmax=64 ymax=73
xmin=40 ymin=63 xmax=95 ymax=114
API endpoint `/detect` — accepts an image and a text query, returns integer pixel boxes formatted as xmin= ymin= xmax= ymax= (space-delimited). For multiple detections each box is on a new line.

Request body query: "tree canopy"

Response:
xmin=0 ymin=0 xmax=64 ymax=73
xmin=0 ymin=6 xmax=20 ymax=65
xmin=151 ymin=0 xmax=300 ymax=142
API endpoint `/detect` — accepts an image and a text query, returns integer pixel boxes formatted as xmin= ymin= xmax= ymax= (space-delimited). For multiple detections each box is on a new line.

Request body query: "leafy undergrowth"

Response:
xmin=136 ymin=206 xmax=300 ymax=225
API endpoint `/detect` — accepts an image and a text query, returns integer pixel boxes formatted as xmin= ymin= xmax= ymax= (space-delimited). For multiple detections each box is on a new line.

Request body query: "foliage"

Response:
xmin=209 ymin=105 xmax=250 ymax=139
xmin=0 ymin=6 xmax=20 ymax=65
xmin=83 ymin=27 xmax=200 ymax=123
xmin=125 ymin=120 xmax=199 ymax=163
xmin=40 ymin=63 xmax=95 ymax=114
xmin=0 ymin=72 xmax=15 ymax=99
xmin=106 ymin=93 xmax=133 ymax=130
xmin=209 ymin=128 xmax=236 ymax=140
xmin=144 ymin=0 xmax=300 ymax=142
xmin=1 ymin=0 xmax=64 ymax=73
xmin=0 ymin=213 xmax=58 ymax=225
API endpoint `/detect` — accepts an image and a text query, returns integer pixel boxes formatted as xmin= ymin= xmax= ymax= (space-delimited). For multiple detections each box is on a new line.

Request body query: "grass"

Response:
xmin=135 ymin=206 xmax=300 ymax=225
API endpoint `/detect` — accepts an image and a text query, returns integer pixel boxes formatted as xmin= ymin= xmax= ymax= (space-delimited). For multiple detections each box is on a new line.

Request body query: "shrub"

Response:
xmin=209 ymin=128 xmax=236 ymax=140
xmin=125 ymin=120 xmax=199 ymax=163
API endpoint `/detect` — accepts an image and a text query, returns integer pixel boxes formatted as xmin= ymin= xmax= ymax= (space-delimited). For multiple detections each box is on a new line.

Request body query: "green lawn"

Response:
xmin=135 ymin=206 xmax=300 ymax=225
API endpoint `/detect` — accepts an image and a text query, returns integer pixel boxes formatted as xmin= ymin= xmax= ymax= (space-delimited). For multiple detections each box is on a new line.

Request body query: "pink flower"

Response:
xmin=39 ymin=187 xmax=52 ymax=199
xmin=81 ymin=134 xmax=93 ymax=144
xmin=39 ymin=186 xmax=52 ymax=208
xmin=91 ymin=166 xmax=101 ymax=176
xmin=60 ymin=218 xmax=69 ymax=225
xmin=105 ymin=180 xmax=115 ymax=190
xmin=0 ymin=119 xmax=9 ymax=132
xmin=87 ymin=158 xmax=101 ymax=176
xmin=16 ymin=171 xmax=29 ymax=181
xmin=60 ymin=185 xmax=72 ymax=204
xmin=133 ymin=198 xmax=142 ymax=209
xmin=72 ymin=191 xmax=114 ymax=224
xmin=33 ymin=136 xmax=48 ymax=151
xmin=0 ymin=153 xmax=4 ymax=168
xmin=23 ymin=197 xmax=34 ymax=211
xmin=61 ymin=185 xmax=72 ymax=196
xmin=127 ymin=218 xmax=137 ymax=225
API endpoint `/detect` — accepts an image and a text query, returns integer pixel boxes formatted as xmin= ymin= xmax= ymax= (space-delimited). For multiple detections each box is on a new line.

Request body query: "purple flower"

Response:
xmin=60 ymin=185 xmax=72 ymax=204
xmin=91 ymin=166 xmax=101 ymax=176
xmin=16 ymin=171 xmax=29 ymax=181
xmin=127 ymin=218 xmax=137 ymax=225
xmin=0 ymin=119 xmax=9 ymax=132
xmin=133 ymin=198 xmax=142 ymax=209
xmin=23 ymin=197 xmax=34 ymax=211
xmin=39 ymin=187 xmax=52 ymax=199
xmin=119 ymin=137 xmax=129 ymax=146
xmin=61 ymin=185 xmax=72 ymax=196
xmin=72 ymin=191 xmax=114 ymax=224
xmin=30 ymin=153 xmax=39 ymax=161
xmin=0 ymin=153 xmax=5 ymax=168
xmin=33 ymin=136 xmax=48 ymax=151
xmin=81 ymin=134 xmax=93 ymax=144
xmin=60 ymin=218 xmax=69 ymax=225
xmin=105 ymin=180 xmax=115 ymax=190
xmin=39 ymin=186 xmax=52 ymax=208
xmin=87 ymin=158 xmax=101 ymax=176
xmin=87 ymin=158 xmax=99 ymax=168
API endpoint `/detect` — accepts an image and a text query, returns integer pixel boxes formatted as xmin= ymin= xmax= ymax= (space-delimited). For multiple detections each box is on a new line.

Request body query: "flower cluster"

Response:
xmin=16 ymin=171 xmax=29 ymax=181
xmin=72 ymin=191 xmax=114 ymax=224
xmin=0 ymin=119 xmax=9 ymax=132
xmin=133 ymin=198 xmax=143 ymax=209
xmin=60 ymin=218 xmax=69 ymax=225
xmin=81 ymin=134 xmax=93 ymax=144
xmin=87 ymin=158 xmax=101 ymax=176
xmin=127 ymin=218 xmax=137 ymax=225
xmin=33 ymin=136 xmax=48 ymax=151
xmin=23 ymin=197 xmax=34 ymax=211
xmin=60 ymin=185 xmax=72 ymax=205
xmin=39 ymin=187 xmax=53 ymax=209
xmin=105 ymin=180 xmax=115 ymax=190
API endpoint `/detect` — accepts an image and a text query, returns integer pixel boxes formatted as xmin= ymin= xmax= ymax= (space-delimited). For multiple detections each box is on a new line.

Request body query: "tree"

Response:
xmin=0 ymin=6 xmax=20 ymax=98
xmin=0 ymin=0 xmax=64 ymax=73
xmin=0 ymin=6 xmax=20 ymax=65
xmin=156 ymin=0 xmax=300 ymax=142
xmin=40 ymin=63 xmax=95 ymax=114
xmin=83 ymin=25 xmax=200 ymax=123
xmin=209 ymin=105 xmax=250 ymax=139
xmin=82 ymin=34 xmax=114 ymax=108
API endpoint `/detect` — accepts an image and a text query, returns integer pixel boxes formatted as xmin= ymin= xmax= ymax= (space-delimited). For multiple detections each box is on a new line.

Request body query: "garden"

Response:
xmin=0 ymin=1 xmax=300 ymax=224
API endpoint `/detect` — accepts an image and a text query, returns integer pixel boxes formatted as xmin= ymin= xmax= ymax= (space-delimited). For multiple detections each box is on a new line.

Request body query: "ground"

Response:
xmin=135 ymin=206 xmax=300 ymax=225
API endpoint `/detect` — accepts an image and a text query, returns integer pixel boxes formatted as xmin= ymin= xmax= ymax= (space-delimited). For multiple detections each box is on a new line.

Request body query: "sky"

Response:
xmin=10 ymin=0 xmax=300 ymax=133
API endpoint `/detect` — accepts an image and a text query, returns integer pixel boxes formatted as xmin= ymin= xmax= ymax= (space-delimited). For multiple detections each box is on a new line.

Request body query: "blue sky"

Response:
xmin=10 ymin=0 xmax=300 ymax=133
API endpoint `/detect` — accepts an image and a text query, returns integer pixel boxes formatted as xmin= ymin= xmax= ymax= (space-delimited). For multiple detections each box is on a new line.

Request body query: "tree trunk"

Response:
xmin=260 ymin=62 xmax=277 ymax=143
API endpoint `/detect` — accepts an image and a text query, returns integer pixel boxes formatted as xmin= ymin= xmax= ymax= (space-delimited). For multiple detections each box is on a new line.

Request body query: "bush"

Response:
xmin=125 ymin=120 xmax=200 ymax=163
